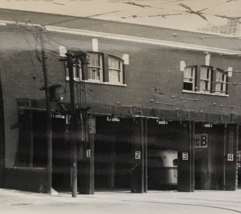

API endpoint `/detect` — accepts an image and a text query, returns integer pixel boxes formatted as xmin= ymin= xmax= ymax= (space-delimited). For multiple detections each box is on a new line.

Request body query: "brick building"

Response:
xmin=0 ymin=9 xmax=241 ymax=193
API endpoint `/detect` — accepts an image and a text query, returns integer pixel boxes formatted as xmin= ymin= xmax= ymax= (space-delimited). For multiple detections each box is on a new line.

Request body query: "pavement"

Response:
xmin=1 ymin=188 xmax=241 ymax=214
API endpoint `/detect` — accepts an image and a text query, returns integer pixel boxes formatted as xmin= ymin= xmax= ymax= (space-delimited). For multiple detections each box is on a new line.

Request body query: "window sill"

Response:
xmin=82 ymin=80 xmax=127 ymax=87
xmin=182 ymin=90 xmax=229 ymax=97
xmin=66 ymin=78 xmax=127 ymax=87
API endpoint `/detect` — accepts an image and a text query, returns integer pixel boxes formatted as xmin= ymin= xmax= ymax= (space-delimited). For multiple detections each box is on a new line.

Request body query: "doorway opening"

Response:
xmin=94 ymin=117 xmax=132 ymax=192
xmin=52 ymin=115 xmax=71 ymax=192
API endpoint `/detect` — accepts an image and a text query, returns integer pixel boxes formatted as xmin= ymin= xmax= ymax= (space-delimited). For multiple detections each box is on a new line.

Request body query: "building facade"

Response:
xmin=199 ymin=19 xmax=241 ymax=36
xmin=0 ymin=9 xmax=241 ymax=193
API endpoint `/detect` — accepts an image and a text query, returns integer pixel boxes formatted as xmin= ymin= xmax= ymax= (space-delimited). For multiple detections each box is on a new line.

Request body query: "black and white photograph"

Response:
xmin=0 ymin=0 xmax=241 ymax=213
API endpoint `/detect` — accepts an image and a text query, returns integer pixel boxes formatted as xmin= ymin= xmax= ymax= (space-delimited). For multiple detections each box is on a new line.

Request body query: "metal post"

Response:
xmin=144 ymin=118 xmax=148 ymax=193
xmin=141 ymin=118 xmax=144 ymax=193
xmin=224 ymin=124 xmax=227 ymax=190
xmin=110 ymin=135 xmax=115 ymax=188
xmin=89 ymin=131 xmax=95 ymax=194
xmin=235 ymin=124 xmax=239 ymax=190
xmin=29 ymin=110 xmax=33 ymax=168
xmin=40 ymin=27 xmax=52 ymax=194
xmin=190 ymin=121 xmax=195 ymax=192
xmin=72 ymin=140 xmax=78 ymax=197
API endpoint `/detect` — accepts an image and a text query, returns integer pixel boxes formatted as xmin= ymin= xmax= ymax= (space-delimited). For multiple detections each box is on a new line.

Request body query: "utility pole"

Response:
xmin=40 ymin=26 xmax=52 ymax=194
xmin=66 ymin=52 xmax=78 ymax=197
xmin=59 ymin=48 xmax=89 ymax=197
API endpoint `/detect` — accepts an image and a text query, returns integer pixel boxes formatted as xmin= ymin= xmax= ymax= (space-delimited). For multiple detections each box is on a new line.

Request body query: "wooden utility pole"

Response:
xmin=66 ymin=52 xmax=78 ymax=197
xmin=40 ymin=27 xmax=52 ymax=194
xmin=60 ymin=50 xmax=89 ymax=197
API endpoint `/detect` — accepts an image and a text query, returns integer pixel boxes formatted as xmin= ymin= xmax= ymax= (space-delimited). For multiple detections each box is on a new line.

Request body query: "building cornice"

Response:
xmin=1 ymin=20 xmax=241 ymax=56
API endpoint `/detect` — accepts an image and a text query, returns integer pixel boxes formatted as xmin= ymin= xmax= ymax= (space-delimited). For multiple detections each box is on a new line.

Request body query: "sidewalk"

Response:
xmin=1 ymin=188 xmax=241 ymax=214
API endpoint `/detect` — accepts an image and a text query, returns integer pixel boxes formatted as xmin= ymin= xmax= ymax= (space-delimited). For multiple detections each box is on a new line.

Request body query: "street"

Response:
xmin=1 ymin=188 xmax=241 ymax=214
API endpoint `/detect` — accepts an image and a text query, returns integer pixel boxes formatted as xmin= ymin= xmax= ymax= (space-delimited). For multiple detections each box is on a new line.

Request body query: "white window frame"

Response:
xmin=108 ymin=56 xmax=124 ymax=84
xmin=183 ymin=66 xmax=196 ymax=91
xmin=215 ymin=68 xmax=227 ymax=94
xmin=65 ymin=59 xmax=82 ymax=82
xmin=87 ymin=53 xmax=103 ymax=82
xmin=200 ymin=66 xmax=212 ymax=93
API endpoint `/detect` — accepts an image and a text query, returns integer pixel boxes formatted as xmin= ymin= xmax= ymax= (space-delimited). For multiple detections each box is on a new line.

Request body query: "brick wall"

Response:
xmin=1 ymin=26 xmax=241 ymax=167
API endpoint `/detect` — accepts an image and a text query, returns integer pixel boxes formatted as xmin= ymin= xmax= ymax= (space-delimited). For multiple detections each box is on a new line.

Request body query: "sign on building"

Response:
xmin=182 ymin=152 xmax=188 ymax=160
xmin=135 ymin=151 xmax=141 ymax=159
xmin=227 ymin=154 xmax=234 ymax=161
xmin=194 ymin=134 xmax=208 ymax=148
xmin=86 ymin=149 xmax=91 ymax=158
xmin=89 ymin=117 xmax=96 ymax=134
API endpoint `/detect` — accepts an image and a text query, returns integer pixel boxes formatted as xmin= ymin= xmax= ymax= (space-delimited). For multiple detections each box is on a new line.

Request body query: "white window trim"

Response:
xmin=215 ymin=69 xmax=228 ymax=95
xmin=65 ymin=61 xmax=82 ymax=82
xmin=182 ymin=90 xmax=229 ymax=97
xmin=200 ymin=66 xmax=212 ymax=93
xmin=183 ymin=65 xmax=228 ymax=95
xmin=183 ymin=66 xmax=196 ymax=92
xmin=88 ymin=53 xmax=103 ymax=82
xmin=108 ymin=56 xmax=124 ymax=84
xmin=81 ymin=79 xmax=127 ymax=87
xmin=65 ymin=53 xmax=126 ymax=86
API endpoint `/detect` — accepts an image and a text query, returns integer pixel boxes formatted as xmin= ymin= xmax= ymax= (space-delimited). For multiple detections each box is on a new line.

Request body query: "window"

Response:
xmin=65 ymin=53 xmax=103 ymax=82
xmin=215 ymin=69 xmax=227 ymax=94
xmin=64 ymin=52 xmax=126 ymax=85
xmin=173 ymin=159 xmax=178 ymax=166
xmin=88 ymin=53 xmax=103 ymax=81
xmin=108 ymin=56 xmax=124 ymax=84
xmin=183 ymin=66 xmax=196 ymax=91
xmin=148 ymin=156 xmax=163 ymax=168
xmin=183 ymin=65 xmax=228 ymax=95
xmin=200 ymin=66 xmax=212 ymax=93
xmin=66 ymin=61 xmax=82 ymax=81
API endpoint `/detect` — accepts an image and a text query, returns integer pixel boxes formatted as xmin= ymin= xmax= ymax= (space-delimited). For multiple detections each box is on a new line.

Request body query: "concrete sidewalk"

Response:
xmin=1 ymin=188 xmax=241 ymax=213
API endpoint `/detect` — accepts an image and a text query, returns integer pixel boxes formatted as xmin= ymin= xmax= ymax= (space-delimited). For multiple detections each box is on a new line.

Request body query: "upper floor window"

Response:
xmin=183 ymin=65 xmax=228 ymax=95
xmin=200 ymin=66 xmax=212 ymax=93
xmin=65 ymin=60 xmax=82 ymax=81
xmin=108 ymin=56 xmax=124 ymax=84
xmin=183 ymin=66 xmax=196 ymax=91
xmin=65 ymin=52 xmax=126 ymax=85
xmin=215 ymin=68 xmax=227 ymax=94
xmin=88 ymin=53 xmax=103 ymax=81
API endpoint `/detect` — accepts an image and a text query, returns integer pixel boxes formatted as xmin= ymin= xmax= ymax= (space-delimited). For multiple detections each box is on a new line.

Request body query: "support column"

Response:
xmin=0 ymin=69 xmax=5 ymax=188
xmin=144 ymin=118 xmax=148 ymax=193
xmin=223 ymin=124 xmax=227 ymax=190
xmin=78 ymin=113 xmax=95 ymax=194
xmin=108 ymin=135 xmax=115 ymax=189
xmin=131 ymin=117 xmax=147 ymax=193
xmin=177 ymin=121 xmax=195 ymax=192
xmin=225 ymin=124 xmax=238 ymax=190
xmin=29 ymin=110 xmax=33 ymax=168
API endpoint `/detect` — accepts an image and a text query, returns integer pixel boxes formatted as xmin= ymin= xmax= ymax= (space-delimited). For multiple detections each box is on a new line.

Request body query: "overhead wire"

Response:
xmin=18 ymin=26 xmax=44 ymax=82
xmin=7 ymin=1 xmax=241 ymax=112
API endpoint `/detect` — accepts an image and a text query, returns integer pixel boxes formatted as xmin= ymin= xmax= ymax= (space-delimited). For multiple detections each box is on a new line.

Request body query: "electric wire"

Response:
xmin=18 ymin=26 xmax=44 ymax=82
xmin=6 ymin=2 xmax=241 ymax=114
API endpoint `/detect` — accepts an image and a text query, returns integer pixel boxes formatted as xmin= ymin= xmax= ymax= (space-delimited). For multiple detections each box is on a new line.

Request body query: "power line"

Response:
xmin=18 ymin=26 xmax=44 ymax=81
xmin=45 ymin=10 xmax=122 ymax=26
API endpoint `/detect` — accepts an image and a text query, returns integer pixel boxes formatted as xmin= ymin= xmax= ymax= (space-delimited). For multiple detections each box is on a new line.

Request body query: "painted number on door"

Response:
xmin=182 ymin=152 xmax=188 ymax=160
xmin=227 ymin=154 xmax=234 ymax=161
xmin=135 ymin=151 xmax=141 ymax=159
xmin=86 ymin=149 xmax=91 ymax=158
